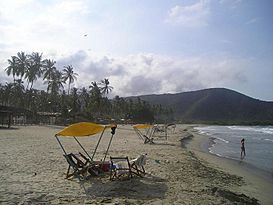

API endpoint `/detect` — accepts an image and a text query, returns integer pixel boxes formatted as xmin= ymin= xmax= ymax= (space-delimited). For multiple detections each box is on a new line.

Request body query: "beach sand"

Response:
xmin=0 ymin=124 xmax=271 ymax=204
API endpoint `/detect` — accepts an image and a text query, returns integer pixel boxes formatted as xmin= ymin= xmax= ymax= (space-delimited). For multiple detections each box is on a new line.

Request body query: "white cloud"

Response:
xmin=0 ymin=0 xmax=90 ymax=55
xmin=165 ymin=0 xmax=210 ymax=27
xmin=0 ymin=49 xmax=252 ymax=97
xmin=38 ymin=51 xmax=246 ymax=97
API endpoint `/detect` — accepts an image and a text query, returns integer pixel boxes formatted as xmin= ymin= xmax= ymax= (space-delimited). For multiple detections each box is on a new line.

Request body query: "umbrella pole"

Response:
xmin=91 ymin=126 xmax=106 ymax=161
xmin=102 ymin=125 xmax=117 ymax=163
xmin=73 ymin=137 xmax=92 ymax=160
xmin=150 ymin=126 xmax=155 ymax=139
xmin=134 ymin=128 xmax=144 ymax=140
xmin=103 ymin=133 xmax=114 ymax=163
xmin=55 ymin=135 xmax=68 ymax=155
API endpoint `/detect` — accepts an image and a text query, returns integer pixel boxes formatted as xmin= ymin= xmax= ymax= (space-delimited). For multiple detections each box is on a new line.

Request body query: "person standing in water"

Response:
xmin=241 ymin=138 xmax=246 ymax=159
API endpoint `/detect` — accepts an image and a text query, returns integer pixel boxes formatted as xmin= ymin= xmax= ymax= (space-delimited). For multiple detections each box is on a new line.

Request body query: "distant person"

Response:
xmin=241 ymin=138 xmax=246 ymax=159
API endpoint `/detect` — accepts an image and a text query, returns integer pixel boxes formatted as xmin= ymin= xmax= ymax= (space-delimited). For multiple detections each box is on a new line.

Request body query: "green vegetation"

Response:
xmin=133 ymin=88 xmax=273 ymax=125
xmin=4 ymin=52 xmax=271 ymax=125
xmin=1 ymin=52 xmax=172 ymax=124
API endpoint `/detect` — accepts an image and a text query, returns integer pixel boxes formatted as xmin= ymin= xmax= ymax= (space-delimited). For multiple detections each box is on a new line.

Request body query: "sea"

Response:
xmin=195 ymin=126 xmax=273 ymax=174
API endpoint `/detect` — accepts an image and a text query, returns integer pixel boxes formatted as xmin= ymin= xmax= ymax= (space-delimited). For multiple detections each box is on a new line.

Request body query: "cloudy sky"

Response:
xmin=1 ymin=0 xmax=273 ymax=100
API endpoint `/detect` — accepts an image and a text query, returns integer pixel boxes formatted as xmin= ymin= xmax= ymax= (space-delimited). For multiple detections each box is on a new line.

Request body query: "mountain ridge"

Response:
xmin=126 ymin=88 xmax=273 ymax=124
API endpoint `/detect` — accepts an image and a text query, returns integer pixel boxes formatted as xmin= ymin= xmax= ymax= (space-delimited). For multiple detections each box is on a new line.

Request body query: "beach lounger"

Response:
xmin=110 ymin=156 xmax=133 ymax=180
xmin=133 ymin=124 xmax=155 ymax=144
xmin=63 ymin=153 xmax=90 ymax=180
xmin=143 ymin=135 xmax=154 ymax=144
xmin=64 ymin=152 xmax=103 ymax=179
xmin=130 ymin=154 xmax=147 ymax=176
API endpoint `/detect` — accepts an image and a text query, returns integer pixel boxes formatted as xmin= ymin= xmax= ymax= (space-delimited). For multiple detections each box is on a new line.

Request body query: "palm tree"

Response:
xmin=89 ymin=81 xmax=99 ymax=90
xmin=3 ymin=83 xmax=14 ymax=106
xmin=15 ymin=51 xmax=28 ymax=81
xmin=5 ymin=56 xmax=18 ymax=82
xmin=25 ymin=52 xmax=44 ymax=90
xmin=43 ymin=59 xmax=56 ymax=80
xmin=88 ymin=81 xmax=102 ymax=115
xmin=45 ymin=70 xmax=64 ymax=96
xmin=71 ymin=87 xmax=80 ymax=114
xmin=89 ymin=81 xmax=101 ymax=100
xmin=62 ymin=65 xmax=78 ymax=95
xmin=99 ymin=78 xmax=113 ymax=96
xmin=13 ymin=79 xmax=25 ymax=107
xmin=79 ymin=87 xmax=89 ymax=112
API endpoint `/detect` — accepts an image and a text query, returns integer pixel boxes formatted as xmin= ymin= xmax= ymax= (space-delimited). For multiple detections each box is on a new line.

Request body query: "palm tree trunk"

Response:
xmin=68 ymin=79 xmax=71 ymax=95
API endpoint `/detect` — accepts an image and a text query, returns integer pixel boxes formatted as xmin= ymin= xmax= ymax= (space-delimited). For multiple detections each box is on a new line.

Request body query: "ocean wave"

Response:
xmin=194 ymin=128 xmax=212 ymax=136
xmin=215 ymin=137 xmax=229 ymax=143
xmin=228 ymin=126 xmax=273 ymax=135
xmin=195 ymin=126 xmax=218 ymax=131
xmin=260 ymin=128 xmax=273 ymax=135
xmin=208 ymin=149 xmax=222 ymax=157
xmin=264 ymin=138 xmax=273 ymax=142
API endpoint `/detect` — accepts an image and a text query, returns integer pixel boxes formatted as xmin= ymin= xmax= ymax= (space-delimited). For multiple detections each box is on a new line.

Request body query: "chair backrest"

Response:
xmin=64 ymin=153 xmax=86 ymax=168
xmin=110 ymin=156 xmax=132 ymax=179
xmin=64 ymin=154 xmax=77 ymax=168
xmin=134 ymin=154 xmax=147 ymax=166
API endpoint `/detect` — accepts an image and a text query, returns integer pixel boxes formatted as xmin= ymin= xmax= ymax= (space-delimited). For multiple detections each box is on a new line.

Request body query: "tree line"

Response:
xmin=1 ymin=51 xmax=173 ymax=124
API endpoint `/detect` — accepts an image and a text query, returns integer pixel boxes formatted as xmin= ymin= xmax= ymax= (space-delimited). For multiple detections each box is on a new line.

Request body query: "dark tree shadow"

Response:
xmin=0 ymin=126 xmax=19 ymax=130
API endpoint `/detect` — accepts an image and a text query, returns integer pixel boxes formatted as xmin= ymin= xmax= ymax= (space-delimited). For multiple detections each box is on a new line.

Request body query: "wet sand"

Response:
xmin=0 ymin=124 xmax=268 ymax=204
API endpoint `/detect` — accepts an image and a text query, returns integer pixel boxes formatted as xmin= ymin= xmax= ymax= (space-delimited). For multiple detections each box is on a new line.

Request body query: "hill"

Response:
xmin=127 ymin=88 xmax=273 ymax=125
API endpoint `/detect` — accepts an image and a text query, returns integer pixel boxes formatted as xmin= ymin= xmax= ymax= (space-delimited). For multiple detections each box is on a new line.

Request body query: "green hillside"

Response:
xmin=127 ymin=88 xmax=273 ymax=125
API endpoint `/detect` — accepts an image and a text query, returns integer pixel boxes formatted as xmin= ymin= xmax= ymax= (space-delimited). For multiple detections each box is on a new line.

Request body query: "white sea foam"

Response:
xmin=215 ymin=137 xmax=229 ymax=143
xmin=260 ymin=128 xmax=273 ymax=135
xmin=228 ymin=126 xmax=273 ymax=135
xmin=264 ymin=138 xmax=273 ymax=142
xmin=194 ymin=128 xmax=212 ymax=136
xmin=209 ymin=149 xmax=222 ymax=157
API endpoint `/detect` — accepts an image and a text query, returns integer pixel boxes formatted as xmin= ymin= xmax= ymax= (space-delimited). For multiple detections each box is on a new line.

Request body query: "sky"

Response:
xmin=0 ymin=0 xmax=273 ymax=101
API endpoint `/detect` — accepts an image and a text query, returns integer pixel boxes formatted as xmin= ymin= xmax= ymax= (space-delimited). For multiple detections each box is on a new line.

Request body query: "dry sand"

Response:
xmin=0 ymin=124 xmax=271 ymax=204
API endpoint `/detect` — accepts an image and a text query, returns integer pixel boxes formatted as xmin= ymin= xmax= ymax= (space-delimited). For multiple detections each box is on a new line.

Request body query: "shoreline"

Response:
xmin=206 ymin=136 xmax=273 ymax=181
xmin=185 ymin=126 xmax=273 ymax=205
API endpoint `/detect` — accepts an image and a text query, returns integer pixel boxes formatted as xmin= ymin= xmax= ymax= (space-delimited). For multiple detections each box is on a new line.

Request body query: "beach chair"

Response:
xmin=64 ymin=152 xmax=102 ymax=179
xmin=110 ymin=156 xmax=133 ymax=180
xmin=143 ymin=135 xmax=154 ymax=144
xmin=55 ymin=122 xmax=117 ymax=181
xmin=130 ymin=154 xmax=147 ymax=176
xmin=133 ymin=124 xmax=155 ymax=144
xmin=64 ymin=153 xmax=90 ymax=180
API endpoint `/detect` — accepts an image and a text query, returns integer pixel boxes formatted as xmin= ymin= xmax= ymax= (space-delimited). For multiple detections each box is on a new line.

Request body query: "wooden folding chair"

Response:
xmin=143 ymin=135 xmax=154 ymax=144
xmin=63 ymin=153 xmax=90 ymax=180
xmin=110 ymin=156 xmax=133 ymax=180
xmin=130 ymin=154 xmax=147 ymax=177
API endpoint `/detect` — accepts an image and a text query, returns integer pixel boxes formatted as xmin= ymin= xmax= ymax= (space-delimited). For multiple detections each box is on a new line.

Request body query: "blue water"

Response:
xmin=195 ymin=126 xmax=273 ymax=173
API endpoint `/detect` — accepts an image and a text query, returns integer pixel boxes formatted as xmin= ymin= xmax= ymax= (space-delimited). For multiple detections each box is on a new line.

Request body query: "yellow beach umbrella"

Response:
xmin=133 ymin=124 xmax=153 ymax=129
xmin=56 ymin=122 xmax=109 ymax=137
xmin=55 ymin=122 xmax=117 ymax=161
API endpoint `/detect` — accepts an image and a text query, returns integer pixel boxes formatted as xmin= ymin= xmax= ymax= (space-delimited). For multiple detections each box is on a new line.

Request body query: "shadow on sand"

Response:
xmin=180 ymin=134 xmax=194 ymax=148
xmin=82 ymin=174 xmax=167 ymax=200
xmin=150 ymin=141 xmax=177 ymax=146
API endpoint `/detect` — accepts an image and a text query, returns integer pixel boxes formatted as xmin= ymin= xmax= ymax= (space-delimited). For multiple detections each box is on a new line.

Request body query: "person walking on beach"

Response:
xmin=241 ymin=138 xmax=246 ymax=159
